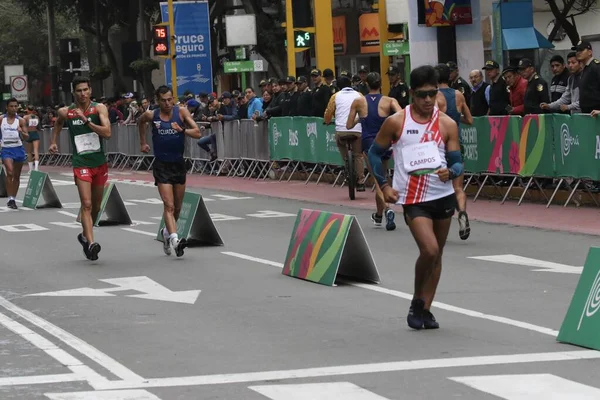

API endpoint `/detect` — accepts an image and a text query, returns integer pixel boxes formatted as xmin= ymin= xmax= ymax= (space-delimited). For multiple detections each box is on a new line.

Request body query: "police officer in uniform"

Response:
xmin=324 ymin=68 xmax=337 ymax=95
xmin=311 ymin=69 xmax=332 ymax=117
xmin=447 ymin=61 xmax=472 ymax=108
xmin=573 ymin=40 xmax=600 ymax=114
xmin=517 ymin=58 xmax=549 ymax=115
xmin=296 ymin=76 xmax=313 ymax=116
xmin=355 ymin=65 xmax=369 ymax=95
xmin=281 ymin=76 xmax=296 ymax=116
xmin=483 ymin=60 xmax=510 ymax=115
xmin=387 ymin=66 xmax=409 ymax=109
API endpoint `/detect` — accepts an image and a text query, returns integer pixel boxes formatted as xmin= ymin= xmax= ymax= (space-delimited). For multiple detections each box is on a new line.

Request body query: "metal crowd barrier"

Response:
xmin=37 ymin=120 xmax=272 ymax=181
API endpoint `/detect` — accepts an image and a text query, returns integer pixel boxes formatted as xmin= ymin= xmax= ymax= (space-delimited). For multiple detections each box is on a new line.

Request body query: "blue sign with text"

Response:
xmin=160 ymin=1 xmax=213 ymax=96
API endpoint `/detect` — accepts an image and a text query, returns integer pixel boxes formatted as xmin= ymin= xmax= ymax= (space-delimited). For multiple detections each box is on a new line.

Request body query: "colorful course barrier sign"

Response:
xmin=557 ymin=247 xmax=600 ymax=350
xmin=282 ymin=209 xmax=380 ymax=287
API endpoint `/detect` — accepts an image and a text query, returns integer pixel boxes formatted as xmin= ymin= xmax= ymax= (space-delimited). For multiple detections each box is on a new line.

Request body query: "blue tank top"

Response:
xmin=440 ymin=87 xmax=461 ymax=128
xmin=151 ymin=106 xmax=185 ymax=163
xmin=360 ymin=94 xmax=386 ymax=139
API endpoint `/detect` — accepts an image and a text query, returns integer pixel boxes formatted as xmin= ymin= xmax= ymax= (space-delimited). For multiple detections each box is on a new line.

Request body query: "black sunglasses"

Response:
xmin=414 ymin=89 xmax=438 ymax=99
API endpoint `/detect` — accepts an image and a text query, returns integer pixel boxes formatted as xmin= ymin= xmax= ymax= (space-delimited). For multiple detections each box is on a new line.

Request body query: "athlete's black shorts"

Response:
xmin=402 ymin=194 xmax=457 ymax=224
xmin=153 ymin=159 xmax=187 ymax=186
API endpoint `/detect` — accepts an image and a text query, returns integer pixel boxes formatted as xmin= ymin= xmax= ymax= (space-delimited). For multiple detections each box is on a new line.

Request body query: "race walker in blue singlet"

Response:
xmin=347 ymin=72 xmax=402 ymax=231
xmin=139 ymin=86 xmax=202 ymax=258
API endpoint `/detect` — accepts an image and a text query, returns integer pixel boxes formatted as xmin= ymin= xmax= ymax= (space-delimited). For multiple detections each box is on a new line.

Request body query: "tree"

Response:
xmin=546 ymin=0 xmax=597 ymax=45
xmin=23 ymin=0 xmax=134 ymax=96
xmin=0 ymin=1 xmax=80 ymax=90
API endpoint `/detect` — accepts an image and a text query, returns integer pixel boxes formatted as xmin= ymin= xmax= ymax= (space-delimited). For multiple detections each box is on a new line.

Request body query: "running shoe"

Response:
xmin=371 ymin=213 xmax=382 ymax=226
xmin=7 ymin=199 xmax=17 ymax=210
xmin=77 ymin=233 xmax=91 ymax=260
xmin=88 ymin=242 xmax=101 ymax=261
xmin=171 ymin=237 xmax=188 ymax=258
xmin=458 ymin=211 xmax=471 ymax=240
xmin=407 ymin=298 xmax=425 ymax=330
xmin=385 ymin=208 xmax=396 ymax=231
xmin=162 ymin=228 xmax=172 ymax=256
xmin=423 ymin=310 xmax=440 ymax=329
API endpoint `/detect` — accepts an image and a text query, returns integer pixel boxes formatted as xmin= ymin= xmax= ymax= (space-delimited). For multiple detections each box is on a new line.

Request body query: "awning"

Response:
xmin=502 ymin=27 xmax=555 ymax=50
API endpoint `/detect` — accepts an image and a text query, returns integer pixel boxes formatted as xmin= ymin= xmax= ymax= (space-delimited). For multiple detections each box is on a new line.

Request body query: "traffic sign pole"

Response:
xmin=285 ymin=0 xmax=296 ymax=77
xmin=168 ymin=0 xmax=178 ymax=100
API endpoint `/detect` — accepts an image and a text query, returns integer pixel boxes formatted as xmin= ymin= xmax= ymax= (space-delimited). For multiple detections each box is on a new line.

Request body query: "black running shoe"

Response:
xmin=7 ymin=199 xmax=17 ymax=209
xmin=407 ymin=298 xmax=425 ymax=330
xmin=458 ymin=211 xmax=471 ymax=240
xmin=356 ymin=183 xmax=366 ymax=192
xmin=423 ymin=310 xmax=440 ymax=329
xmin=371 ymin=213 xmax=382 ymax=226
xmin=174 ymin=237 xmax=187 ymax=258
xmin=77 ymin=233 xmax=92 ymax=260
xmin=88 ymin=242 xmax=101 ymax=261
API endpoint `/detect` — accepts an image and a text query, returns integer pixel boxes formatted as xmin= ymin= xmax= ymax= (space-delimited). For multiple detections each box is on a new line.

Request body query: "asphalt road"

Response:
xmin=0 ymin=171 xmax=598 ymax=399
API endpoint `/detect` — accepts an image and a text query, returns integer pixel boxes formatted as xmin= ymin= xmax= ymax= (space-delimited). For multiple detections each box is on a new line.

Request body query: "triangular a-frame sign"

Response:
xmin=282 ymin=209 xmax=380 ymax=286
xmin=156 ymin=191 xmax=223 ymax=246
xmin=22 ymin=171 xmax=62 ymax=209
xmin=77 ymin=183 xmax=132 ymax=226
xmin=0 ymin=167 xmax=7 ymax=197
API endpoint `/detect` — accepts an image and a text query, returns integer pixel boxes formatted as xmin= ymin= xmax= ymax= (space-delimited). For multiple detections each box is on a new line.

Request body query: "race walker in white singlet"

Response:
xmin=391 ymin=105 xmax=455 ymax=205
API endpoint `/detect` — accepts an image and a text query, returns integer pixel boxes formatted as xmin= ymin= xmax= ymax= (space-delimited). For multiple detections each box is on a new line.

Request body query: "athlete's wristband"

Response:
xmin=181 ymin=128 xmax=187 ymax=135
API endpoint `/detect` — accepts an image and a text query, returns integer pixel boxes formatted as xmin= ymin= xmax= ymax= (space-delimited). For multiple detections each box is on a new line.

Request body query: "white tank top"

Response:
xmin=1 ymin=115 xmax=22 ymax=148
xmin=334 ymin=88 xmax=362 ymax=133
xmin=392 ymin=105 xmax=455 ymax=205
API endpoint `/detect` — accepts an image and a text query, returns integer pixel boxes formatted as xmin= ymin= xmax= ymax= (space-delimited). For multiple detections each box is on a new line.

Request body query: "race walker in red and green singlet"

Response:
xmin=66 ymin=102 xmax=108 ymax=186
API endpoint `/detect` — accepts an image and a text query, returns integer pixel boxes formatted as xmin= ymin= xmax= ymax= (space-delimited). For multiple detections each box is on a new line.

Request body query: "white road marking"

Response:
xmin=45 ymin=389 xmax=162 ymax=400
xmin=250 ymin=382 xmax=390 ymax=400
xmin=449 ymin=373 xmax=600 ymax=399
xmin=0 ymin=373 xmax=82 ymax=387
xmin=0 ymin=223 xmax=48 ymax=232
xmin=27 ymin=277 xmax=201 ymax=305
xmin=0 ymin=295 xmax=144 ymax=384
xmin=0 ymin=312 xmax=109 ymax=388
xmin=211 ymin=194 xmax=253 ymax=200
xmin=222 ymin=252 xmax=287 ymax=268
xmin=50 ymin=222 xmax=82 ymax=229
xmin=150 ymin=217 xmax=163 ymax=220
xmin=127 ymin=198 xmax=163 ymax=205
xmin=58 ymin=211 xmax=79 ymax=218
xmin=211 ymin=213 xmax=244 ymax=222
xmin=122 ymin=228 xmax=156 ymax=237
xmin=131 ymin=220 xmax=156 ymax=226
xmin=94 ymin=350 xmax=600 ymax=390
xmin=222 ymin=252 xmax=559 ymax=337
xmin=469 ymin=254 xmax=583 ymax=274
xmin=60 ymin=202 xmax=85 ymax=209
xmin=246 ymin=210 xmax=297 ymax=218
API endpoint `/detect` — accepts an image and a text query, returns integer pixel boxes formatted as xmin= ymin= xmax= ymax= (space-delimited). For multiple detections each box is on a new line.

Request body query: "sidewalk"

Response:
xmin=43 ymin=166 xmax=600 ymax=236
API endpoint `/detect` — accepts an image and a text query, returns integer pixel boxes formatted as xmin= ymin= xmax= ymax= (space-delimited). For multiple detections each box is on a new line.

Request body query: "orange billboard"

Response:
xmin=332 ymin=16 xmax=347 ymax=55
xmin=359 ymin=13 xmax=380 ymax=54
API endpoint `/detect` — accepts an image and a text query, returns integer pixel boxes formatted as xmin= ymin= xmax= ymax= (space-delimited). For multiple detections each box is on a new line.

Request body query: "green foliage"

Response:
xmin=0 ymin=0 xmax=83 ymax=82
xmin=90 ymin=64 xmax=111 ymax=81
xmin=129 ymin=58 xmax=160 ymax=73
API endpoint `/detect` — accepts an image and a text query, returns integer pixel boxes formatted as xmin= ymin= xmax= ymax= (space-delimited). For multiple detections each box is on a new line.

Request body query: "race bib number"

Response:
xmin=28 ymin=118 xmax=38 ymax=128
xmin=402 ymin=141 xmax=441 ymax=174
xmin=74 ymin=133 xmax=101 ymax=155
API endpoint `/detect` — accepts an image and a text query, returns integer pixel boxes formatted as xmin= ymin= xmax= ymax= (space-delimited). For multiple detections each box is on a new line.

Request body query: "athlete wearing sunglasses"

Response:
xmin=368 ymin=65 xmax=463 ymax=330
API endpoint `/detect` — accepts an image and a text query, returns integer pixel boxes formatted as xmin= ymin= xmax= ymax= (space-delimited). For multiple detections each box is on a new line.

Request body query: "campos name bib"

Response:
xmin=402 ymin=141 xmax=441 ymax=175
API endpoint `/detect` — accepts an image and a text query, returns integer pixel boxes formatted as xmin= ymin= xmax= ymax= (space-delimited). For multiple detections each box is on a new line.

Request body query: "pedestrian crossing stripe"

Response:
xmin=249 ymin=382 xmax=390 ymax=399
xmin=449 ymin=373 xmax=600 ymax=398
